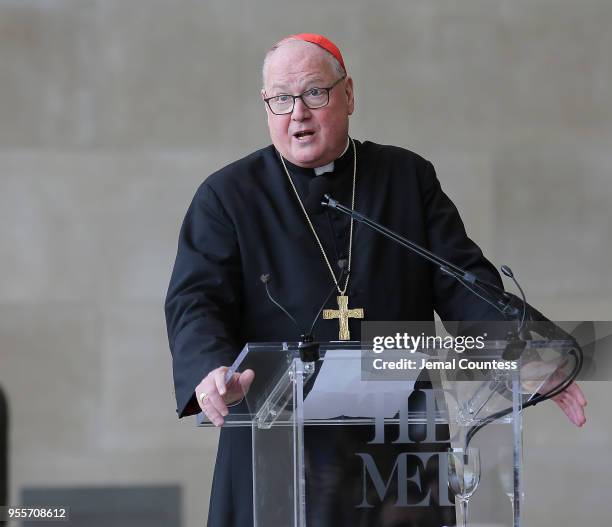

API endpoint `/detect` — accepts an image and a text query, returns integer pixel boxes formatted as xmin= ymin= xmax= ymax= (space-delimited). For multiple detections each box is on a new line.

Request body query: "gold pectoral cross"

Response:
xmin=323 ymin=295 xmax=364 ymax=341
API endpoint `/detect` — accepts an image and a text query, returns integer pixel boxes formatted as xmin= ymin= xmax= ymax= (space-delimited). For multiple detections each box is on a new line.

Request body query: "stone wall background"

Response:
xmin=1 ymin=1 xmax=610 ymax=525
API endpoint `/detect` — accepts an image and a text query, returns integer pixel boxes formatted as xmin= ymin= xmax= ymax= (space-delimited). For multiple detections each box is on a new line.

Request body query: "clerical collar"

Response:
xmin=278 ymin=137 xmax=354 ymax=177
xmin=313 ymin=138 xmax=350 ymax=175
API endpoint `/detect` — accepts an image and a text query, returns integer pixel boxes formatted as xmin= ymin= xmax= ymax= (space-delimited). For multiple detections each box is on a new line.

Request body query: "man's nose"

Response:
xmin=291 ymin=97 xmax=311 ymax=121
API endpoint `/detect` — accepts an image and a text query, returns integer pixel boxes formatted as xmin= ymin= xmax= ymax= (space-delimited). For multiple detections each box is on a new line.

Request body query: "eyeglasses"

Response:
xmin=263 ymin=75 xmax=347 ymax=115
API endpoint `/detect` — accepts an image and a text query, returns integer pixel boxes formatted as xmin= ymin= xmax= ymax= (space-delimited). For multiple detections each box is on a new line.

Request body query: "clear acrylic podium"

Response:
xmin=198 ymin=339 xmax=574 ymax=527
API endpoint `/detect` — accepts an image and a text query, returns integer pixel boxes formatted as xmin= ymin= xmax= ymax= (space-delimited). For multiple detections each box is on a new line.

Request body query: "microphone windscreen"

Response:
xmin=305 ymin=176 xmax=331 ymax=215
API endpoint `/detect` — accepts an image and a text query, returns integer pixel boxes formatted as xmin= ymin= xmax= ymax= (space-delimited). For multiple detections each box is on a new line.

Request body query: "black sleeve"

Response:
xmin=421 ymin=160 xmax=506 ymax=322
xmin=165 ymin=182 xmax=244 ymax=417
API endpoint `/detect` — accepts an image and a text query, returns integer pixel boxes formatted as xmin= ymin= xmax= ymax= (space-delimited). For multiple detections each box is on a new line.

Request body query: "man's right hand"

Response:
xmin=195 ymin=366 xmax=255 ymax=427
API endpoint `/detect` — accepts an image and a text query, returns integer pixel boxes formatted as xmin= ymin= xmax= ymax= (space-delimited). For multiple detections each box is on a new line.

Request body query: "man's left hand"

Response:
xmin=523 ymin=361 xmax=587 ymax=427
xmin=551 ymin=380 xmax=587 ymax=427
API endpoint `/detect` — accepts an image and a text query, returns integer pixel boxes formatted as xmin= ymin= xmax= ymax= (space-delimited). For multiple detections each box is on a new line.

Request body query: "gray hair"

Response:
xmin=261 ymin=37 xmax=345 ymax=89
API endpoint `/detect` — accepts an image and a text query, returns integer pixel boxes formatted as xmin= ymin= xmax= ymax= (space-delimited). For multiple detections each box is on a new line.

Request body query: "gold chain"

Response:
xmin=279 ymin=137 xmax=357 ymax=296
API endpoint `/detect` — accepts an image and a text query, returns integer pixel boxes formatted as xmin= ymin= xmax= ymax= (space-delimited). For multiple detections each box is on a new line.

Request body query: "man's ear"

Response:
xmin=261 ymin=89 xmax=270 ymax=119
xmin=345 ymin=76 xmax=355 ymax=115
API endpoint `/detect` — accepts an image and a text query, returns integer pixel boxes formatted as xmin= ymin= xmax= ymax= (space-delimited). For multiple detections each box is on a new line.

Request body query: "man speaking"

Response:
xmin=165 ymin=33 xmax=586 ymax=527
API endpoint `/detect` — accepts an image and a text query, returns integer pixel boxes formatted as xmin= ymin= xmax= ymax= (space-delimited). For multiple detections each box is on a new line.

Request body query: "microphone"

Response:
xmin=259 ymin=273 xmax=323 ymax=362
xmin=260 ymin=262 xmax=348 ymax=362
xmin=305 ymin=176 xmax=332 ymax=215
xmin=260 ymin=274 xmax=301 ymax=335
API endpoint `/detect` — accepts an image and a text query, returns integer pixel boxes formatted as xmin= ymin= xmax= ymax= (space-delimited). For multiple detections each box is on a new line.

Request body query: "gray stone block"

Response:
xmin=0 ymin=1 xmax=97 ymax=147
xmin=496 ymin=1 xmax=612 ymax=139
xmin=0 ymin=304 xmax=101 ymax=455
xmin=96 ymin=303 xmax=204 ymax=451
xmin=428 ymin=150 xmax=496 ymax=254
xmin=492 ymin=145 xmax=612 ymax=299
xmin=0 ymin=151 xmax=238 ymax=303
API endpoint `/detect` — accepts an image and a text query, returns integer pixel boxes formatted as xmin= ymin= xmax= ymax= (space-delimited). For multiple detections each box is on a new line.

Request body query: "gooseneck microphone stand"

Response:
xmin=319 ymin=192 xmax=583 ymax=445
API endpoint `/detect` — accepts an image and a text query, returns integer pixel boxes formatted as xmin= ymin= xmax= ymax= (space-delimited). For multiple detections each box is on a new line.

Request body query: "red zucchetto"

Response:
xmin=287 ymin=33 xmax=347 ymax=72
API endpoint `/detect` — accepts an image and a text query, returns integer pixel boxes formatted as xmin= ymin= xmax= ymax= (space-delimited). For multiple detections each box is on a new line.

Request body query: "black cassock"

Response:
xmin=165 ymin=139 xmax=503 ymax=527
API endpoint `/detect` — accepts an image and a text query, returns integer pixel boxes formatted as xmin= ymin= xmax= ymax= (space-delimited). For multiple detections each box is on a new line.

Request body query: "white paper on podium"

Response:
xmin=302 ymin=349 xmax=426 ymax=419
